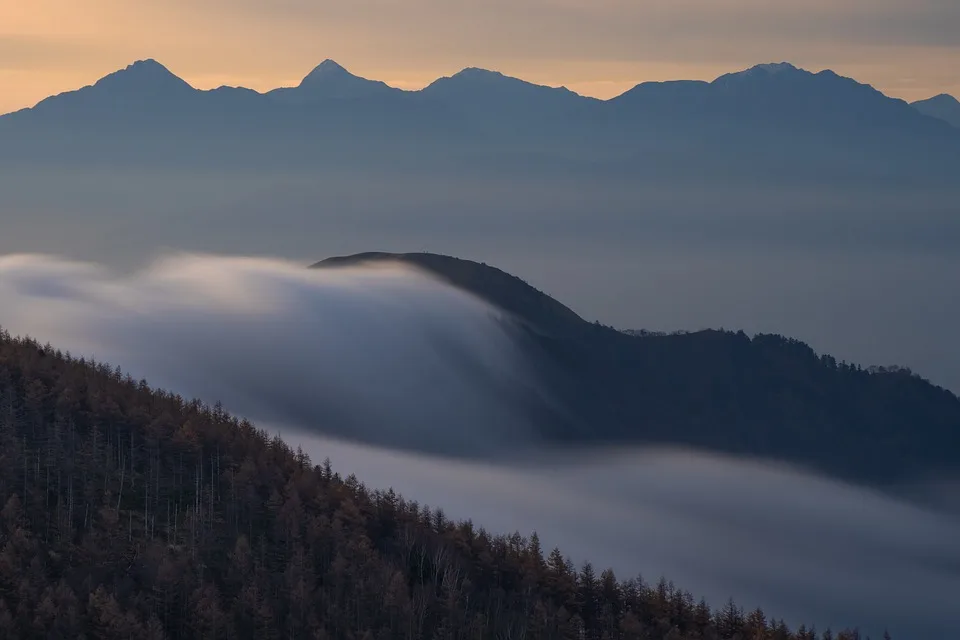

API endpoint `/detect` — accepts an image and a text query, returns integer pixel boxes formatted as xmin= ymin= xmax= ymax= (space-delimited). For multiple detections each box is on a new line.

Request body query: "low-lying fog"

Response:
xmin=283 ymin=433 xmax=960 ymax=640
xmin=0 ymin=170 xmax=960 ymax=392
xmin=0 ymin=253 xmax=957 ymax=639
xmin=0 ymin=253 xmax=546 ymax=456
xmin=3 ymin=170 xmax=959 ymax=394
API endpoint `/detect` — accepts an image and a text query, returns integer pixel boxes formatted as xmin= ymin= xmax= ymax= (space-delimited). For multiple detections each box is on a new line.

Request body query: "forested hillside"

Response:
xmin=0 ymin=329 xmax=887 ymax=639
xmin=316 ymin=253 xmax=960 ymax=485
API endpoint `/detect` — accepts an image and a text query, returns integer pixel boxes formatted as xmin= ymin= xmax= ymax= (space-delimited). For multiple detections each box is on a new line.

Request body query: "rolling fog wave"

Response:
xmin=0 ymin=253 xmax=957 ymax=638
xmin=285 ymin=434 xmax=960 ymax=640
xmin=0 ymin=253 xmax=545 ymax=455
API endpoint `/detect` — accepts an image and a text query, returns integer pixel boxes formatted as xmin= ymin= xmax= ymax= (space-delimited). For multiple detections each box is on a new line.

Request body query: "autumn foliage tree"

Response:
xmin=0 ymin=328 xmax=885 ymax=639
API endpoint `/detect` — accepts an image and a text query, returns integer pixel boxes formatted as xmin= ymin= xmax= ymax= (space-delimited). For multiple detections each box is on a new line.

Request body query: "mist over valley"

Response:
xmin=1 ymin=253 xmax=959 ymax=637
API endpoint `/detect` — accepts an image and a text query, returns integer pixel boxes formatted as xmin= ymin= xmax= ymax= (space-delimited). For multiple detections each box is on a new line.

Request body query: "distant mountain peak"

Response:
xmin=300 ymin=59 xmax=351 ymax=84
xmin=447 ymin=67 xmax=572 ymax=91
xmin=263 ymin=59 xmax=397 ymax=103
xmin=429 ymin=67 xmax=522 ymax=88
xmin=453 ymin=67 xmax=506 ymax=79
xmin=92 ymin=58 xmax=194 ymax=94
xmin=714 ymin=61 xmax=809 ymax=84
xmin=111 ymin=59 xmax=183 ymax=81
xmin=317 ymin=58 xmax=345 ymax=71
xmin=425 ymin=67 xmax=581 ymax=102
xmin=747 ymin=62 xmax=800 ymax=74
xmin=126 ymin=58 xmax=169 ymax=71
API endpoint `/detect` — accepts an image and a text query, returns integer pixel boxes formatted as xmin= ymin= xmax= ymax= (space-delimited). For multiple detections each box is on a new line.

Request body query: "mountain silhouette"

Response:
xmin=610 ymin=62 xmax=949 ymax=135
xmin=315 ymin=252 xmax=588 ymax=338
xmin=912 ymin=93 xmax=960 ymax=128
xmin=2 ymin=58 xmax=276 ymax=136
xmin=21 ymin=59 xmax=197 ymax=121
xmin=596 ymin=62 xmax=960 ymax=181
xmin=83 ymin=59 xmax=194 ymax=96
xmin=423 ymin=68 xmax=592 ymax=109
xmin=2 ymin=58 xmax=959 ymax=179
xmin=266 ymin=59 xmax=402 ymax=104
xmin=315 ymin=252 xmax=960 ymax=487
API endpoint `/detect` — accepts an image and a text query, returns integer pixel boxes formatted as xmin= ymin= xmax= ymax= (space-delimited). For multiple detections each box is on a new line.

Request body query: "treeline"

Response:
xmin=0 ymin=328 xmax=888 ymax=639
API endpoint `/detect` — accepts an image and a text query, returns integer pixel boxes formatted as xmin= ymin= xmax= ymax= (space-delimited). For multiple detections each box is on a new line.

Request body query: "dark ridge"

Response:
xmin=313 ymin=252 xmax=587 ymax=338
xmin=314 ymin=252 xmax=960 ymax=487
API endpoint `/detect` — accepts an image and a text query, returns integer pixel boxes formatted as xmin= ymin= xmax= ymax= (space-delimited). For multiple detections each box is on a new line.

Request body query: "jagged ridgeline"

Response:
xmin=314 ymin=253 xmax=960 ymax=487
xmin=0 ymin=329 xmax=880 ymax=639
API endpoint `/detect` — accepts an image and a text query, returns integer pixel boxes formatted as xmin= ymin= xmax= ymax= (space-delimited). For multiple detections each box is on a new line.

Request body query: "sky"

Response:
xmin=2 ymin=0 xmax=960 ymax=114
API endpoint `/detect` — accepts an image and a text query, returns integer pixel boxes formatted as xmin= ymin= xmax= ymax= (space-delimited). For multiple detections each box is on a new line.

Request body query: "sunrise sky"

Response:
xmin=2 ymin=0 xmax=959 ymax=114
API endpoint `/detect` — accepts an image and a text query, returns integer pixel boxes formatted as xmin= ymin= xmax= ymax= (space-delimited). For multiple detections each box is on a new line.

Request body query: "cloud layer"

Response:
xmin=0 ymin=252 xmax=957 ymax=639
xmin=0 ymin=253 xmax=546 ymax=455
xmin=288 ymin=435 xmax=960 ymax=640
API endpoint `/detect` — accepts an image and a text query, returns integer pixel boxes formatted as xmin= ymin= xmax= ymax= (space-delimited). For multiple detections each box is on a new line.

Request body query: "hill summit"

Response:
xmin=317 ymin=252 xmax=960 ymax=487
xmin=314 ymin=252 xmax=586 ymax=338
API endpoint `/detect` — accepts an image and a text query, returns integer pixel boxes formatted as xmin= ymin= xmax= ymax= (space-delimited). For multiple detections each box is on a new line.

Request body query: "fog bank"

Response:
xmin=0 ymin=253 xmax=545 ymax=456
xmin=0 ymin=252 xmax=957 ymax=639
xmin=285 ymin=432 xmax=960 ymax=640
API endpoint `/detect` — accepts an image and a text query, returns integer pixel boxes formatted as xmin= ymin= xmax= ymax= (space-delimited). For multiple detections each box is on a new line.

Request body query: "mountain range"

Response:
xmin=2 ymin=59 xmax=958 ymax=182
xmin=912 ymin=93 xmax=960 ymax=128
xmin=6 ymin=58 xmax=957 ymax=127
xmin=314 ymin=252 xmax=960 ymax=488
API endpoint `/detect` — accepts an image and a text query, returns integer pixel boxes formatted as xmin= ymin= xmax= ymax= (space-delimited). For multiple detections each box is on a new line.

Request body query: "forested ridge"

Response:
xmin=316 ymin=253 xmax=960 ymax=485
xmin=0 ymin=329 xmax=890 ymax=639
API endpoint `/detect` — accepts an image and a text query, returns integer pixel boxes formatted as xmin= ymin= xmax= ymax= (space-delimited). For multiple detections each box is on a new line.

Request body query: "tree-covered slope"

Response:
xmin=0 ymin=329 xmax=882 ymax=639
xmin=315 ymin=253 xmax=960 ymax=485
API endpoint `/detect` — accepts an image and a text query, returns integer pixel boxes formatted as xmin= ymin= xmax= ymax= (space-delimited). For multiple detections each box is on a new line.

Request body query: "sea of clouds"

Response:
xmin=0 ymin=252 xmax=546 ymax=455
xmin=0 ymin=253 xmax=957 ymax=639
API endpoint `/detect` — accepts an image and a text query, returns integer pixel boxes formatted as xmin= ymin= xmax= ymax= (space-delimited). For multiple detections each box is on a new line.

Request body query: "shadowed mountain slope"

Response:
xmin=315 ymin=252 xmax=960 ymax=487
xmin=315 ymin=252 xmax=587 ymax=339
